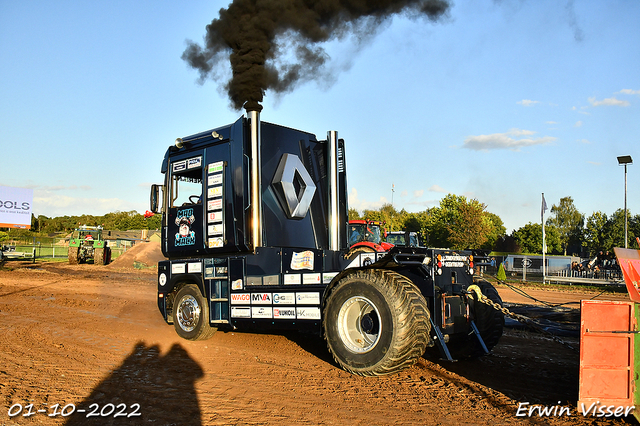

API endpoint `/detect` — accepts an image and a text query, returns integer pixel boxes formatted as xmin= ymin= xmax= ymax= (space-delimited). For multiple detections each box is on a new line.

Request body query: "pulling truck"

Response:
xmin=149 ymin=110 xmax=504 ymax=376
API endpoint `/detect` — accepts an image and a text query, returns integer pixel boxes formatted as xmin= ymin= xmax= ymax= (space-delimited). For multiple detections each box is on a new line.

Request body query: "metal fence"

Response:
xmin=2 ymin=241 xmax=127 ymax=261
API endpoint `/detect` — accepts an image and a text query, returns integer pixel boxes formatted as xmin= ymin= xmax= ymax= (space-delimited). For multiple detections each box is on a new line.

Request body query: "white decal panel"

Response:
xmin=251 ymin=307 xmax=273 ymax=319
xmin=273 ymin=307 xmax=296 ymax=319
xmin=296 ymin=307 xmax=321 ymax=320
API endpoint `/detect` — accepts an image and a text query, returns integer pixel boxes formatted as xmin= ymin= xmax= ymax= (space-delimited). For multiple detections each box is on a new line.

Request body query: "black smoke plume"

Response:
xmin=182 ymin=0 xmax=451 ymax=111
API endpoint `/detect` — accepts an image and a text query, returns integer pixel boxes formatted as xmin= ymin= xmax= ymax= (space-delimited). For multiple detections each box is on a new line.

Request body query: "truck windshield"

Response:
xmin=349 ymin=223 xmax=382 ymax=245
xmin=170 ymin=168 xmax=202 ymax=207
xmin=386 ymin=233 xmax=418 ymax=247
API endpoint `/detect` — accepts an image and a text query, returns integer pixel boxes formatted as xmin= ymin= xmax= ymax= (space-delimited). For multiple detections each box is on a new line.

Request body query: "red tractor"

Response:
xmin=346 ymin=219 xmax=394 ymax=258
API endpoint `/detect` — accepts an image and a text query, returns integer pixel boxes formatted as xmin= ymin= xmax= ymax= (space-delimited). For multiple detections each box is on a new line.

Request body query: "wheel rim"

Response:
xmin=176 ymin=294 xmax=201 ymax=332
xmin=337 ymin=296 xmax=381 ymax=353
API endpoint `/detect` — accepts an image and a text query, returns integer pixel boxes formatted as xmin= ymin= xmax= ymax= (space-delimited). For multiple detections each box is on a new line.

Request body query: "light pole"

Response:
xmin=617 ymin=155 xmax=633 ymax=248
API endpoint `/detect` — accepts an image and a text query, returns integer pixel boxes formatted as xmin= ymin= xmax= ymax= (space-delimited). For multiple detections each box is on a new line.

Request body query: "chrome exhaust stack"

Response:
xmin=246 ymin=102 xmax=263 ymax=249
xmin=327 ymin=131 xmax=340 ymax=251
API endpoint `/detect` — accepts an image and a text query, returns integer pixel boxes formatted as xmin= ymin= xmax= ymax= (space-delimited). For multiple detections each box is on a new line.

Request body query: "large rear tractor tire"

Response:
xmin=173 ymin=284 xmax=216 ymax=341
xmin=68 ymin=246 xmax=79 ymax=265
xmin=95 ymin=247 xmax=104 ymax=265
xmin=323 ymin=269 xmax=430 ymax=376
xmin=447 ymin=279 xmax=504 ymax=359
xmin=94 ymin=247 xmax=111 ymax=265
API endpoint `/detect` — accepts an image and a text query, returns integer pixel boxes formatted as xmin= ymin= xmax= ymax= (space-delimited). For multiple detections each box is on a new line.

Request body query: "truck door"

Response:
xmin=164 ymin=117 xmax=250 ymax=257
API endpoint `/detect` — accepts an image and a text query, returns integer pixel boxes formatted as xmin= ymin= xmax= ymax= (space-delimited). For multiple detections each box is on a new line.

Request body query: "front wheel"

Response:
xmin=323 ymin=269 xmax=430 ymax=376
xmin=173 ymin=285 xmax=216 ymax=341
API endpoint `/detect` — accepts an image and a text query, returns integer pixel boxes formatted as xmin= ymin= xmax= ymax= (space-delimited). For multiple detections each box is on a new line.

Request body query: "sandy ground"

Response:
xmin=0 ymin=244 xmax=635 ymax=425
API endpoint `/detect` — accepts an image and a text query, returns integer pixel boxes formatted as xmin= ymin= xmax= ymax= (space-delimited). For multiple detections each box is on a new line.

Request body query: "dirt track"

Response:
xmin=0 ymin=254 xmax=634 ymax=425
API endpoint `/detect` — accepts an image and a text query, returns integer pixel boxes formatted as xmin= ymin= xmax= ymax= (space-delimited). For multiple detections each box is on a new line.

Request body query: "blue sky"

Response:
xmin=1 ymin=0 xmax=639 ymax=233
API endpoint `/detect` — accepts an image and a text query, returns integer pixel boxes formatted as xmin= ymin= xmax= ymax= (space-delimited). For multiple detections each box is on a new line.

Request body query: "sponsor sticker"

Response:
xmin=296 ymin=307 xmax=321 ymax=320
xmin=187 ymin=156 xmax=202 ymax=169
xmin=208 ymin=186 xmax=223 ymax=199
xmin=171 ymin=263 xmax=186 ymax=274
xmin=231 ymin=307 xmax=251 ymax=318
xmin=208 ymin=224 xmax=224 ymax=236
xmin=208 ymin=161 xmax=224 ymax=174
xmin=252 ymin=306 xmax=273 ymax=319
xmin=174 ymin=209 xmax=196 ymax=247
xmin=187 ymin=262 xmax=202 ymax=273
xmin=296 ymin=292 xmax=320 ymax=305
xmin=284 ymin=274 xmax=301 ymax=285
xmin=172 ymin=160 xmax=186 ymax=173
xmin=208 ymin=238 xmax=224 ymax=248
xmin=291 ymin=250 xmax=314 ymax=270
xmin=208 ymin=211 xmax=223 ymax=223
xmin=230 ymin=293 xmax=251 ymax=305
xmin=273 ymin=308 xmax=296 ymax=319
xmin=303 ymin=273 xmax=321 ymax=285
xmin=441 ymin=255 xmax=468 ymax=268
xmin=208 ymin=199 xmax=223 ymax=210
xmin=322 ymin=271 xmax=339 ymax=284
xmin=208 ymin=174 xmax=223 ymax=186
xmin=272 ymin=293 xmax=295 ymax=305
xmin=231 ymin=279 xmax=243 ymax=290
xmin=251 ymin=293 xmax=272 ymax=305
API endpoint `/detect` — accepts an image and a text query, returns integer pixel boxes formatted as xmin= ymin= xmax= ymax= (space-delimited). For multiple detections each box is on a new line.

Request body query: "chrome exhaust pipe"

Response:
xmin=246 ymin=103 xmax=262 ymax=249
xmin=327 ymin=131 xmax=339 ymax=251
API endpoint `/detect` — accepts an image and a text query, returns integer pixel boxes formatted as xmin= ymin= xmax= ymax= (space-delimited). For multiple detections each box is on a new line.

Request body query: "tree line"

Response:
xmin=1 ymin=194 xmax=636 ymax=258
xmin=0 ymin=211 xmax=161 ymax=243
xmin=350 ymin=195 xmax=639 ymax=258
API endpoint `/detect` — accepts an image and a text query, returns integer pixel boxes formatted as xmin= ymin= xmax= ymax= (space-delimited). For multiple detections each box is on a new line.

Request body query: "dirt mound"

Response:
xmin=107 ymin=241 xmax=165 ymax=270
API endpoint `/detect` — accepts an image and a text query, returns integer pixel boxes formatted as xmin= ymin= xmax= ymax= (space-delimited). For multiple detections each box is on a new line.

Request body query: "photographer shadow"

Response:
xmin=65 ymin=342 xmax=203 ymax=425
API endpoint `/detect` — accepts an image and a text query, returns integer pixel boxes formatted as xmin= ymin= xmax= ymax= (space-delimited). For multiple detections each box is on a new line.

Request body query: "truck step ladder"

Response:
xmin=210 ymin=273 xmax=230 ymax=325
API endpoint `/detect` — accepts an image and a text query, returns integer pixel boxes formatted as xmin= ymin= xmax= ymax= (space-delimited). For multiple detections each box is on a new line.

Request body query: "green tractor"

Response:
xmin=68 ymin=225 xmax=111 ymax=265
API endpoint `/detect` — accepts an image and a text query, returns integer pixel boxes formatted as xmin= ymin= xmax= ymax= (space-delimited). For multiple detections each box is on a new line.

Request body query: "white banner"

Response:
xmin=0 ymin=186 xmax=33 ymax=228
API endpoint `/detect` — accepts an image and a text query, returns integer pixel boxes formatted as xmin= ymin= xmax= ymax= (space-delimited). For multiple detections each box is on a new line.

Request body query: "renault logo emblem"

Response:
xmin=271 ymin=154 xmax=316 ymax=219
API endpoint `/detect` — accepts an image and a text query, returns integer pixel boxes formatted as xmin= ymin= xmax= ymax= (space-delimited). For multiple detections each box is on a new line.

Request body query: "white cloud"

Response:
xmin=348 ymin=188 xmax=388 ymax=212
xmin=546 ymin=121 xmax=557 ymax=125
xmin=517 ymin=99 xmax=540 ymax=107
xmin=462 ymin=129 xmax=556 ymax=152
xmin=579 ymin=138 xmax=591 ymax=144
xmin=413 ymin=189 xmax=424 ymax=198
xmin=400 ymin=190 xmax=408 ymax=197
xmin=575 ymin=121 xmax=583 ymax=127
xmin=428 ymin=185 xmax=447 ymax=193
xmin=588 ymin=96 xmax=630 ymax=107
xmin=619 ymin=89 xmax=640 ymax=95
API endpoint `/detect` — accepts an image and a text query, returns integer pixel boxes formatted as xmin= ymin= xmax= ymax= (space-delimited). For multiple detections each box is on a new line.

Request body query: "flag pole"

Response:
xmin=542 ymin=193 xmax=547 ymax=284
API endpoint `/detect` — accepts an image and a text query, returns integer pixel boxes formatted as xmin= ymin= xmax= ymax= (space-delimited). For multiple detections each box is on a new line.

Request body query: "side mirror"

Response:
xmin=150 ymin=184 xmax=164 ymax=214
